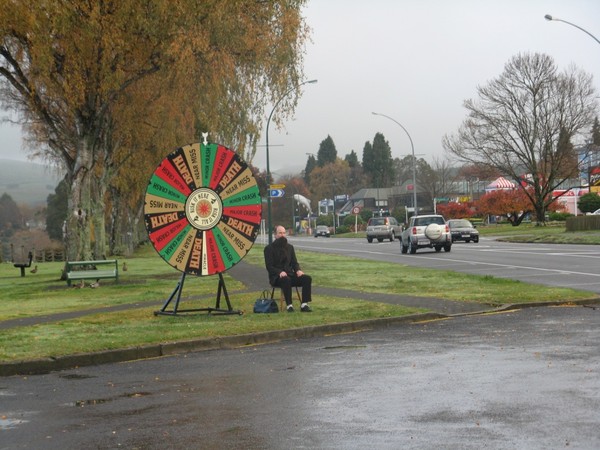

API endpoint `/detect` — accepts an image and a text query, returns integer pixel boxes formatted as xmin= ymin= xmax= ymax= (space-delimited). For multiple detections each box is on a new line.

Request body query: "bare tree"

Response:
xmin=392 ymin=156 xmax=452 ymax=208
xmin=426 ymin=156 xmax=455 ymax=201
xmin=443 ymin=53 xmax=597 ymax=224
xmin=393 ymin=155 xmax=414 ymax=187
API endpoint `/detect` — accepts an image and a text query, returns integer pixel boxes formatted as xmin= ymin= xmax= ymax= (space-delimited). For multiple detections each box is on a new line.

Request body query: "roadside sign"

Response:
xmin=269 ymin=184 xmax=286 ymax=189
xmin=269 ymin=189 xmax=285 ymax=198
xmin=352 ymin=206 xmax=361 ymax=215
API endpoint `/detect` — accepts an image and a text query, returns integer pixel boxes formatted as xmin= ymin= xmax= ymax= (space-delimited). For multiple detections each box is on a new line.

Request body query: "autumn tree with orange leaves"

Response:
xmin=474 ymin=189 xmax=565 ymax=226
xmin=475 ymin=190 xmax=532 ymax=226
xmin=0 ymin=0 xmax=309 ymax=259
xmin=435 ymin=202 xmax=474 ymax=220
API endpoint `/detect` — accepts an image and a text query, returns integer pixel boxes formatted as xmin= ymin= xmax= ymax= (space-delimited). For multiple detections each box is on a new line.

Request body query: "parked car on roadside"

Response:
xmin=400 ymin=214 xmax=452 ymax=254
xmin=314 ymin=225 xmax=331 ymax=237
xmin=366 ymin=216 xmax=401 ymax=242
xmin=447 ymin=219 xmax=479 ymax=243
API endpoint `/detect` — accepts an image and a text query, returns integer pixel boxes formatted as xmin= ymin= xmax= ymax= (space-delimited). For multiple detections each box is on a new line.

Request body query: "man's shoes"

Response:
xmin=300 ymin=303 xmax=312 ymax=312
xmin=286 ymin=305 xmax=294 ymax=312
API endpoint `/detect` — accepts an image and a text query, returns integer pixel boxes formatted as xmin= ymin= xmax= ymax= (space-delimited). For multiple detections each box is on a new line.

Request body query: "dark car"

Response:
xmin=447 ymin=219 xmax=479 ymax=243
xmin=314 ymin=225 xmax=331 ymax=237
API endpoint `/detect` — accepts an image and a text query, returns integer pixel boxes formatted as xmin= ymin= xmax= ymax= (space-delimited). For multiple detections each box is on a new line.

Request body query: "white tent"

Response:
xmin=485 ymin=177 xmax=516 ymax=191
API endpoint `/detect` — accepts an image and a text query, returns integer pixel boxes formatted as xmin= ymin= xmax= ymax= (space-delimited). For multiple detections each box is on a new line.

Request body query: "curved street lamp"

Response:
xmin=371 ymin=112 xmax=418 ymax=215
xmin=545 ymin=14 xmax=600 ymax=196
xmin=266 ymin=79 xmax=318 ymax=244
xmin=544 ymin=14 xmax=600 ymax=46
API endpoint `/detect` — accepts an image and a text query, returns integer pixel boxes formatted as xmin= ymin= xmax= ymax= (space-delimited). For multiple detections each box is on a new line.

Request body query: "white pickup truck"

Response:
xmin=400 ymin=214 xmax=452 ymax=254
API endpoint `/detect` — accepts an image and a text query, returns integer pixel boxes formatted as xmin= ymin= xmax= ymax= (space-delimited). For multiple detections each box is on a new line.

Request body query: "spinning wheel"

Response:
xmin=144 ymin=142 xmax=261 ymax=314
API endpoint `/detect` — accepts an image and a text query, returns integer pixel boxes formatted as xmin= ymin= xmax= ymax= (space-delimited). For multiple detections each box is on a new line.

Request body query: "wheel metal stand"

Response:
xmin=154 ymin=272 xmax=242 ymax=316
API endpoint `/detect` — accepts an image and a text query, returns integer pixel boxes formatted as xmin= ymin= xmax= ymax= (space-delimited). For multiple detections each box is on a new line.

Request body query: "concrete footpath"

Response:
xmin=2 ymin=260 xmax=598 ymax=377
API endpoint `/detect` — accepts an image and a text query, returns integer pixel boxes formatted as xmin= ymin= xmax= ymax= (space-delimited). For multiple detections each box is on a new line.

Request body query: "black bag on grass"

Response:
xmin=253 ymin=290 xmax=279 ymax=313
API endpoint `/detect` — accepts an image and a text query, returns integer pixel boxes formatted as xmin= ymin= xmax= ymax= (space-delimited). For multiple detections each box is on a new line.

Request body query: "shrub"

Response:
xmin=343 ymin=214 xmax=363 ymax=227
xmin=317 ymin=216 xmax=333 ymax=227
xmin=335 ymin=225 xmax=350 ymax=234
xmin=548 ymin=212 xmax=572 ymax=221
xmin=578 ymin=192 xmax=600 ymax=214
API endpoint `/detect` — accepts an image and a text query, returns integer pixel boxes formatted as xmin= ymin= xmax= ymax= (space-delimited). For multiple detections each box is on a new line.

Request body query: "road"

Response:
xmin=289 ymin=235 xmax=600 ymax=294
xmin=2 ymin=305 xmax=599 ymax=449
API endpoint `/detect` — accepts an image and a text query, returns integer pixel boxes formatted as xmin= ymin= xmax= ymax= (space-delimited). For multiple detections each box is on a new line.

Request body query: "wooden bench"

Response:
xmin=65 ymin=259 xmax=119 ymax=286
xmin=14 ymin=251 xmax=33 ymax=277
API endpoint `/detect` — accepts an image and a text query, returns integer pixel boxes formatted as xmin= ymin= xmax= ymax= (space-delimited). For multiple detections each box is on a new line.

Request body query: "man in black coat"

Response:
xmin=264 ymin=225 xmax=313 ymax=312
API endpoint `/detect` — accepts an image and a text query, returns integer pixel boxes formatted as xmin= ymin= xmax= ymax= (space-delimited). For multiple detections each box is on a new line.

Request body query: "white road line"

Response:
xmin=412 ymin=255 xmax=600 ymax=277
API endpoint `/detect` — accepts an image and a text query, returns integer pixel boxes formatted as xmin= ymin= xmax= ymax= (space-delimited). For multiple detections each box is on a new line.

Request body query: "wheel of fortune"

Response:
xmin=143 ymin=142 xmax=261 ymax=276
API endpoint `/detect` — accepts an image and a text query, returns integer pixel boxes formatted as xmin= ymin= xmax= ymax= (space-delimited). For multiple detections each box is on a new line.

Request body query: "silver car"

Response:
xmin=400 ymin=214 xmax=452 ymax=254
xmin=314 ymin=225 xmax=331 ymax=237
xmin=366 ymin=216 xmax=401 ymax=242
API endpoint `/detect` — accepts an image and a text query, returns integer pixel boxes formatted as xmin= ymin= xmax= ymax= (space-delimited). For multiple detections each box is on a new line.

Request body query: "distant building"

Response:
xmin=338 ymin=185 xmax=427 ymax=216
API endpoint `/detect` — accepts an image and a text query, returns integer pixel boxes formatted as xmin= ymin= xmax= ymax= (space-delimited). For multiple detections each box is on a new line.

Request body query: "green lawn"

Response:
xmin=0 ymin=240 xmax=596 ymax=363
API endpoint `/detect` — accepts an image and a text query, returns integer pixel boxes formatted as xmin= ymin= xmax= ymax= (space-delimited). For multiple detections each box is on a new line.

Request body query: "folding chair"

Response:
xmin=270 ymin=285 xmax=302 ymax=311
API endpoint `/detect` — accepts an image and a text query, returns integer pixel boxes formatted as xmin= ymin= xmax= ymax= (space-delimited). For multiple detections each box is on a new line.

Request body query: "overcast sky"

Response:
xmin=2 ymin=0 xmax=600 ymax=178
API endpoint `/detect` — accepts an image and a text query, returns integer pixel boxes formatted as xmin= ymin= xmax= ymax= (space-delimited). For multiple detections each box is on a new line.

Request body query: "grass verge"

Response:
xmin=0 ymin=242 xmax=596 ymax=363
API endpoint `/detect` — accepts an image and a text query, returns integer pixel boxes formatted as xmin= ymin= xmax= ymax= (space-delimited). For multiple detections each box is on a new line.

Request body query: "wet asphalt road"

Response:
xmin=2 ymin=304 xmax=599 ymax=449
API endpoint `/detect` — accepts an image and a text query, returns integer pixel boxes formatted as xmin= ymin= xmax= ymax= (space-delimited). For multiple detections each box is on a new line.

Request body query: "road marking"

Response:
xmin=299 ymin=244 xmax=390 ymax=256
xmin=412 ymin=255 xmax=600 ymax=278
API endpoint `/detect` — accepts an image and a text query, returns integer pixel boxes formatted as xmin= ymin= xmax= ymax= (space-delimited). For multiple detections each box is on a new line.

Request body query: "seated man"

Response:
xmin=264 ymin=225 xmax=313 ymax=312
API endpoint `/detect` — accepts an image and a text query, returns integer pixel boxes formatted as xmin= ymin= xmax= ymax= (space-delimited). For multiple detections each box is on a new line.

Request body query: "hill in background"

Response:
xmin=0 ymin=159 xmax=62 ymax=206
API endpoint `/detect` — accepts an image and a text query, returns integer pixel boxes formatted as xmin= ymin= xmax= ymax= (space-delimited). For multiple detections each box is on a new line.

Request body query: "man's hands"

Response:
xmin=279 ymin=270 xmax=304 ymax=278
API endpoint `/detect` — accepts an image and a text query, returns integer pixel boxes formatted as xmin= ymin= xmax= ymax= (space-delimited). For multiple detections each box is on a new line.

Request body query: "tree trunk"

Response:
xmin=131 ymin=201 xmax=147 ymax=253
xmin=64 ymin=167 xmax=92 ymax=261
xmin=63 ymin=139 xmax=98 ymax=261
xmin=91 ymin=175 xmax=108 ymax=259
xmin=534 ymin=204 xmax=547 ymax=226
xmin=107 ymin=187 xmax=145 ymax=257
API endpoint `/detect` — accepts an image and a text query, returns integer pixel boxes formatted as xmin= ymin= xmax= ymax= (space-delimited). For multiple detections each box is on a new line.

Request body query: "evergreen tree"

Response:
xmin=317 ymin=135 xmax=337 ymax=167
xmin=304 ymin=154 xmax=317 ymax=184
xmin=372 ymin=133 xmax=395 ymax=186
xmin=46 ymin=179 xmax=69 ymax=241
xmin=555 ymin=128 xmax=578 ymax=178
xmin=345 ymin=150 xmax=359 ymax=168
xmin=363 ymin=133 xmax=395 ymax=187
xmin=578 ymin=192 xmax=600 ymax=214
xmin=0 ymin=193 xmax=23 ymax=237
xmin=591 ymin=117 xmax=600 ymax=146
xmin=362 ymin=140 xmax=374 ymax=182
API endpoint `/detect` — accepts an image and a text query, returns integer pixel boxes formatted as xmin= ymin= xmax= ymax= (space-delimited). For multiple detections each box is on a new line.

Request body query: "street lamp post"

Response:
xmin=331 ymin=178 xmax=337 ymax=234
xmin=544 ymin=14 xmax=600 ymax=46
xmin=265 ymin=79 xmax=318 ymax=244
xmin=545 ymin=14 xmax=600 ymax=201
xmin=371 ymin=112 xmax=418 ymax=215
